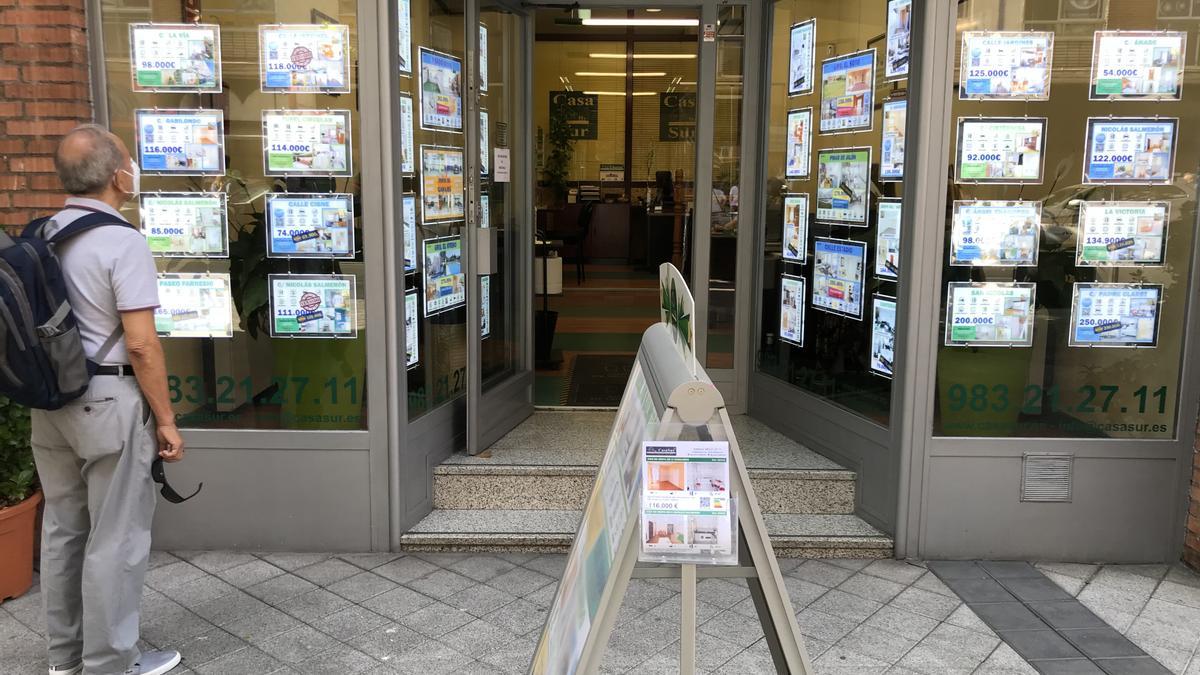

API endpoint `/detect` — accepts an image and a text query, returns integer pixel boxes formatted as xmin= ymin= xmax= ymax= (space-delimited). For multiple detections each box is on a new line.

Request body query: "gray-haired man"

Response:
xmin=32 ymin=124 xmax=185 ymax=675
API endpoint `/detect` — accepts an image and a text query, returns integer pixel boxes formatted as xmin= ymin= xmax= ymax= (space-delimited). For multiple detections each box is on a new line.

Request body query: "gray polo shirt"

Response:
xmin=42 ymin=197 xmax=159 ymax=365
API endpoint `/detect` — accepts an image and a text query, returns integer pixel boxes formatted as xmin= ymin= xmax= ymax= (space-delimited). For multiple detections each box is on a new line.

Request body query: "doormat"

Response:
xmin=566 ymin=354 xmax=636 ymax=406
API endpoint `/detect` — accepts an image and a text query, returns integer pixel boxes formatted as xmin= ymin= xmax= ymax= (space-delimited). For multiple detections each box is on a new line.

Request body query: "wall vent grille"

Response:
xmin=1021 ymin=453 xmax=1073 ymax=502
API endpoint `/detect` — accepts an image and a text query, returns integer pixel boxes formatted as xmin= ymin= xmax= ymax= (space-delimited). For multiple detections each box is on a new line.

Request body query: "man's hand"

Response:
xmin=157 ymin=424 xmax=185 ymax=462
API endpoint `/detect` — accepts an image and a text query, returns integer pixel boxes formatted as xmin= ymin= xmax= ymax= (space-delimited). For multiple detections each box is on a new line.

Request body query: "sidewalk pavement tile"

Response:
xmin=782 ymin=575 xmax=830 ymax=608
xmin=997 ymin=576 xmax=1076 ymax=603
xmin=912 ymin=571 xmax=957 ymax=598
xmin=192 ymin=589 xmax=270 ymax=625
xmin=967 ymin=601 xmax=1046 ymax=631
xmin=191 ymin=646 xmax=283 ymax=675
xmin=807 ymin=588 xmax=884 ymax=623
xmin=293 ymin=644 xmax=379 ymax=675
xmin=835 ymin=623 xmax=918 ymax=664
xmin=337 ymin=552 xmax=404 ymax=571
xmin=838 ymin=571 xmax=907 ymax=604
xmin=483 ymin=597 xmax=550 ymax=636
xmin=790 ymin=559 xmax=858 ymax=588
xmin=943 ymin=603 xmax=998 ymax=636
xmin=438 ymin=618 xmax=518 ymax=658
xmin=444 ymin=580 xmax=518 ymax=617
xmin=244 ymin=573 xmax=319 ymax=605
xmin=174 ymin=550 xmax=257 ymax=573
xmin=374 ymin=555 xmax=440 ymax=584
xmin=522 ymin=553 xmax=568 ymax=578
xmin=478 ymin=634 xmax=540 ymax=674
xmin=376 ymin=638 xmax=473 ymax=675
xmin=160 ymin=627 xmax=246 ymax=667
xmin=1027 ymin=600 xmax=1110 ymax=630
xmin=293 ymin=558 xmax=363 ymax=586
xmin=1036 ymin=562 xmax=1100 ymax=581
xmin=927 ymin=560 xmax=990 ymax=580
xmin=795 ymin=606 xmax=861 ymax=644
xmin=1152 ymin=579 xmax=1200 ymax=610
xmin=347 ymin=622 xmax=426 ymax=660
xmin=863 ymin=559 xmax=927 ymax=585
xmin=360 ymin=585 xmax=436 ymax=622
xmin=713 ymin=637 xmax=778 ymax=674
xmin=222 ymin=605 xmax=304 ymax=646
xmin=895 ymin=622 xmax=999 ymax=673
xmin=144 ymin=561 xmax=207 ymax=592
xmin=942 ymin=577 xmax=1017 ymax=603
xmin=1088 ymin=567 xmax=1162 ymax=598
xmin=258 ymin=625 xmax=340 ymax=664
xmin=980 ymin=561 xmax=1041 ymax=579
xmin=255 ymin=552 xmax=334 ymax=571
xmin=325 ymin=571 xmax=399 ymax=604
xmin=276 ymin=588 xmax=353 ymax=622
xmin=484 ymin=566 xmax=555 ymax=597
xmin=1092 ymin=655 xmax=1173 ymax=674
xmin=398 ymin=601 xmax=475 ymax=639
xmin=697 ymin=609 xmax=765 ymax=648
xmin=1043 ymin=570 xmax=1089 ymax=596
xmin=445 ymin=554 xmax=517 ymax=582
xmin=998 ymin=628 xmax=1085 ymax=661
xmin=975 ymin=642 xmax=1038 ymax=674
xmin=1028 ymin=658 xmax=1106 ymax=674
xmin=813 ymin=644 xmax=891 ymax=674
xmin=405 ymin=568 xmax=477 ymax=599
xmin=864 ymin=604 xmax=940 ymax=642
xmin=157 ymin=574 xmax=237 ymax=610
xmin=215 ymin=559 xmax=285 ymax=588
xmin=890 ymin=585 xmax=962 ymax=621
xmin=309 ymin=605 xmax=390 ymax=642
xmin=695 ymin=577 xmax=751 ymax=609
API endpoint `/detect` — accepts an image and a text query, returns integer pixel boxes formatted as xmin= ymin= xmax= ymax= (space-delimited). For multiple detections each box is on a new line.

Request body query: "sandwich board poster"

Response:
xmin=265 ymin=193 xmax=355 ymax=259
xmin=955 ymin=117 xmax=1045 ymax=184
xmin=424 ymin=235 xmax=465 ymax=316
xmin=1077 ymin=201 xmax=1168 ymax=267
xmin=135 ymin=109 xmax=225 ymax=176
xmin=812 ymin=237 xmax=867 ymax=320
xmin=480 ymin=275 xmax=491 ymax=339
xmin=398 ymin=0 xmax=413 ymax=75
xmin=258 ymin=24 xmax=351 ymax=94
xmin=399 ymin=95 xmax=416 ymax=174
xmin=1069 ymin=283 xmax=1162 ymax=348
xmin=640 ymin=441 xmax=734 ymax=561
xmin=1083 ymin=118 xmax=1177 ymax=185
xmin=788 ymin=19 xmax=816 ymax=96
xmin=405 ymin=289 xmax=419 ymax=368
xmin=950 ymin=200 xmax=1042 ymax=267
xmin=403 ymin=194 xmax=418 ymax=273
xmin=480 ymin=23 xmax=489 ymax=93
xmin=959 ymin=31 xmax=1054 ymax=100
xmin=480 ymin=109 xmax=490 ymax=176
xmin=139 ymin=193 xmax=228 ymax=258
xmin=1090 ymin=31 xmax=1185 ymax=101
xmin=816 ymin=147 xmax=871 ymax=225
xmin=876 ymin=199 xmax=901 ymax=280
xmin=885 ymin=0 xmax=912 ymax=80
xmin=154 ymin=274 xmax=233 ymax=339
xmin=419 ymin=47 xmax=463 ymax=132
xmin=261 ymin=109 xmax=352 ymax=177
xmin=782 ymin=194 xmax=808 ymax=263
xmin=870 ymin=296 xmax=897 ymax=378
xmin=269 ymin=274 xmax=357 ymax=338
xmin=785 ymin=108 xmax=812 ymax=179
xmin=779 ymin=274 xmax=805 ymax=347
xmin=944 ymin=282 xmax=1035 ymax=347
xmin=420 ymin=146 xmax=466 ymax=222
xmin=129 ymin=24 xmax=220 ymax=93
xmin=880 ymin=99 xmax=907 ymax=181
xmin=819 ymin=49 xmax=876 ymax=134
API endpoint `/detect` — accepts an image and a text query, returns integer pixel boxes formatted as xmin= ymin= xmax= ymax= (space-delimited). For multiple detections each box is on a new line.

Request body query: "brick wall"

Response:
xmin=0 ymin=0 xmax=93 ymax=232
xmin=1187 ymin=421 xmax=1200 ymax=570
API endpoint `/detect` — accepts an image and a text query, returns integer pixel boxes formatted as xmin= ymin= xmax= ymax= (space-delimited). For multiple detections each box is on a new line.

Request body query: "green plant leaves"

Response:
xmin=0 ymin=397 xmax=35 ymax=508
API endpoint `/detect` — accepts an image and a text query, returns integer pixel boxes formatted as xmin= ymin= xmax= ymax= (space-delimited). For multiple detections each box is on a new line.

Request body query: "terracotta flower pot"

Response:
xmin=0 ymin=490 xmax=42 ymax=603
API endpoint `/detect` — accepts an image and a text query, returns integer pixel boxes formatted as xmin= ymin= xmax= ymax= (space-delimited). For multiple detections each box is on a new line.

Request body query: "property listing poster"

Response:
xmin=258 ymin=24 xmax=350 ymax=93
xmin=399 ymin=95 xmax=416 ymax=174
xmin=154 ymin=274 xmax=233 ymax=339
xmin=885 ymin=0 xmax=912 ymax=80
xmin=139 ymin=193 xmax=227 ymax=257
xmin=785 ymin=108 xmax=813 ymax=178
xmin=130 ymin=24 xmax=220 ymax=92
xmin=876 ymin=199 xmax=902 ymax=279
xmin=405 ymin=289 xmax=419 ymax=368
xmin=481 ymin=194 xmax=491 ymax=229
xmin=782 ymin=194 xmax=808 ymax=263
xmin=788 ymin=20 xmax=816 ymax=96
xmin=261 ymin=109 xmax=352 ymax=176
xmin=480 ymin=109 xmax=490 ymax=176
xmin=950 ymin=200 xmax=1042 ymax=266
xmin=269 ymin=274 xmax=356 ymax=338
xmin=135 ymin=109 xmax=224 ymax=176
xmin=1090 ymin=31 xmax=1185 ymax=100
xmin=880 ymin=99 xmax=907 ymax=181
xmin=816 ymin=147 xmax=871 ymax=225
xmin=959 ymin=31 xmax=1054 ymax=100
xmin=640 ymin=441 xmax=733 ymax=561
xmin=1077 ymin=201 xmax=1168 ymax=267
xmin=419 ymin=47 xmax=463 ymax=131
xmin=424 ymin=235 xmax=465 ymax=316
xmin=1069 ymin=283 xmax=1162 ymax=348
xmin=779 ymin=274 xmax=805 ymax=347
xmin=871 ymin=296 xmax=897 ymax=378
xmin=265 ymin=194 xmax=354 ymax=258
xmin=956 ymin=117 xmax=1045 ymax=183
xmin=403 ymin=194 xmax=418 ymax=273
xmin=480 ymin=275 xmax=491 ymax=339
xmin=1083 ymin=118 xmax=1176 ymax=184
xmin=819 ymin=49 xmax=876 ymax=134
xmin=420 ymin=146 xmax=465 ymax=222
xmin=398 ymin=0 xmax=412 ymax=75
xmin=944 ymin=282 xmax=1036 ymax=347
xmin=812 ymin=238 xmax=867 ymax=319
xmin=480 ymin=23 xmax=489 ymax=92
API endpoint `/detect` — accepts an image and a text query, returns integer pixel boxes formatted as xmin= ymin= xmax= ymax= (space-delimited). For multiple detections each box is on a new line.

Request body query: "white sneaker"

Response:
xmin=48 ymin=661 xmax=82 ymax=675
xmin=125 ymin=651 xmax=182 ymax=675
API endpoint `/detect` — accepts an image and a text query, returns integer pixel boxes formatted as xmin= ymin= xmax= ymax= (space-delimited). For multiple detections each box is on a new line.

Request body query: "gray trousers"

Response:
xmin=31 ymin=375 xmax=158 ymax=675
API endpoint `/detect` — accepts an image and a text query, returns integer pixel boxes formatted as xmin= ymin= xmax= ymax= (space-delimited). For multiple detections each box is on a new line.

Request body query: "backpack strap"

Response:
xmin=90 ymin=325 xmax=125 ymax=367
xmin=46 ymin=212 xmax=135 ymax=245
xmin=18 ymin=216 xmax=53 ymax=240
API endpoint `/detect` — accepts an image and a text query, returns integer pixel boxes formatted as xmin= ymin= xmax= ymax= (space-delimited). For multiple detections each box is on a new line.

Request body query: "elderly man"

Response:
xmin=32 ymin=125 xmax=184 ymax=675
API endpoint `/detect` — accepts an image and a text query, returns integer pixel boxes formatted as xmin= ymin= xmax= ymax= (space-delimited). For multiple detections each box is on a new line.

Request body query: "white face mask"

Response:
xmin=120 ymin=161 xmax=141 ymax=197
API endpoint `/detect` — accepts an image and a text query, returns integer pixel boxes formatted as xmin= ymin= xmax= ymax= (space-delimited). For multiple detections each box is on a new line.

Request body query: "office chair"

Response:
xmin=559 ymin=200 xmax=595 ymax=285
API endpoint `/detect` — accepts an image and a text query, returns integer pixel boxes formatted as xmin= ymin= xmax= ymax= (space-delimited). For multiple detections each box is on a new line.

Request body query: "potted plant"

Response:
xmin=0 ymin=396 xmax=40 ymax=602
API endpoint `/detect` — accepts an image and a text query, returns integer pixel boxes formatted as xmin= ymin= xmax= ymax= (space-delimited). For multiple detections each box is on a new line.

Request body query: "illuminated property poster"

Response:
xmin=816 ymin=147 xmax=871 ymax=225
xmin=782 ymin=194 xmax=808 ymax=263
xmin=480 ymin=193 xmax=491 ymax=229
xmin=399 ymin=95 xmax=415 ymax=174
xmin=1076 ymin=201 xmax=1168 ymax=267
xmin=870 ymin=296 xmax=897 ymax=378
xmin=154 ymin=274 xmax=233 ymax=339
xmin=812 ymin=237 xmax=866 ymax=319
xmin=419 ymin=47 xmax=463 ymax=132
xmin=480 ymin=275 xmax=491 ymax=339
xmin=1069 ymin=283 xmax=1162 ymax=348
xmin=875 ymin=199 xmax=901 ymax=280
xmin=779 ymin=274 xmax=805 ymax=347
xmin=480 ymin=109 xmax=490 ymax=176
xmin=640 ymin=441 xmax=734 ymax=560
xmin=785 ymin=108 xmax=812 ymax=179
xmin=398 ymin=0 xmax=412 ymax=75
xmin=405 ymin=289 xmax=419 ymax=368
xmin=1090 ymin=31 xmax=1185 ymax=100
xmin=424 ymin=235 xmax=465 ymax=316
xmin=959 ymin=31 xmax=1054 ymax=100
xmin=788 ymin=19 xmax=815 ymax=96
xmin=139 ymin=193 xmax=227 ymax=258
xmin=1083 ymin=118 xmax=1177 ymax=184
xmin=955 ymin=117 xmax=1045 ymax=184
xmin=950 ymin=200 xmax=1042 ymax=267
xmin=129 ymin=24 xmax=220 ymax=92
xmin=819 ymin=49 xmax=876 ymax=134
xmin=265 ymin=194 xmax=355 ymax=258
xmin=420 ymin=146 xmax=465 ymax=222
xmin=135 ymin=109 xmax=224 ymax=176
xmin=269 ymin=274 xmax=357 ymax=338
xmin=480 ymin=23 xmax=489 ymax=93
xmin=885 ymin=0 xmax=912 ymax=80
xmin=258 ymin=24 xmax=350 ymax=93
xmin=944 ymin=282 xmax=1035 ymax=347
xmin=880 ymin=99 xmax=907 ymax=181
xmin=261 ymin=109 xmax=352 ymax=176
xmin=403 ymin=194 xmax=418 ymax=273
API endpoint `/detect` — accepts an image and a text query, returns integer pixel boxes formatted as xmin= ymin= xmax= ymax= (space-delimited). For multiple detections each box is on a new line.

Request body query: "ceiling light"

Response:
xmin=581 ymin=18 xmax=699 ymax=27
xmin=574 ymin=71 xmax=667 ymax=77
xmin=589 ymin=53 xmax=696 ymax=60
xmin=646 ymin=8 xmax=662 ymax=12
xmin=582 ymin=91 xmax=658 ymax=97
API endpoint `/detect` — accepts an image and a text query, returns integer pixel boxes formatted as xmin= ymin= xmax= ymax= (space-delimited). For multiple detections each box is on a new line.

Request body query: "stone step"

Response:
xmin=399 ymin=509 xmax=893 ymax=559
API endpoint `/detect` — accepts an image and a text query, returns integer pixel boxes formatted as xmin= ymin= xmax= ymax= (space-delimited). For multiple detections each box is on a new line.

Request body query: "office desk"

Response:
xmin=537 ymin=203 xmax=632 ymax=262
